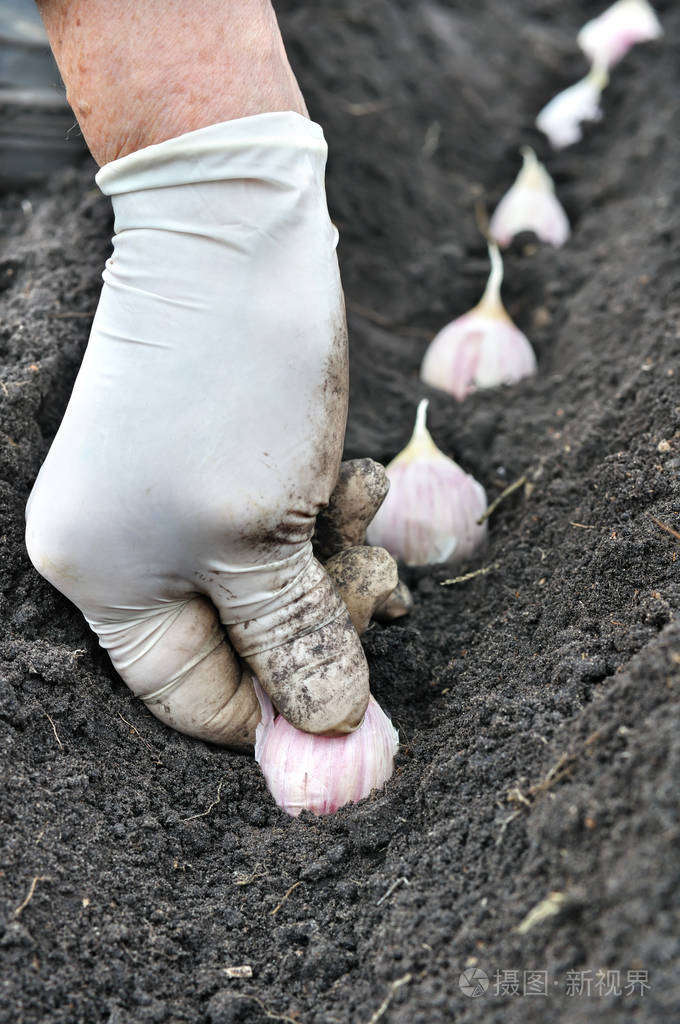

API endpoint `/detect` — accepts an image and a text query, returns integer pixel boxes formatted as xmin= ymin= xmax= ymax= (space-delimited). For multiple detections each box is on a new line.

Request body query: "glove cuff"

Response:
xmin=95 ymin=110 xmax=327 ymax=195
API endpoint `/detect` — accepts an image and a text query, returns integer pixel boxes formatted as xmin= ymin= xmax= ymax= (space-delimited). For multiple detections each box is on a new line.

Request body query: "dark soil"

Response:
xmin=1 ymin=2 xmax=679 ymax=1022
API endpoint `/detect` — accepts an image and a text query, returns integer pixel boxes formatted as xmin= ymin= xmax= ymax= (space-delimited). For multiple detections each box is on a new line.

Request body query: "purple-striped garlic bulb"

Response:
xmin=366 ymin=399 xmax=487 ymax=566
xmin=254 ymin=682 xmax=399 ymax=817
xmin=489 ymin=148 xmax=570 ymax=249
xmin=536 ymin=64 xmax=609 ymax=150
xmin=420 ymin=243 xmax=537 ymax=401
xmin=578 ymin=0 xmax=662 ymax=70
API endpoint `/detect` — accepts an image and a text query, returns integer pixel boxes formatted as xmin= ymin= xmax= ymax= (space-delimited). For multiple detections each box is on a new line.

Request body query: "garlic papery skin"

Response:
xmin=420 ymin=244 xmax=537 ymax=401
xmin=489 ymin=147 xmax=570 ymax=249
xmin=254 ymin=682 xmax=399 ymax=817
xmin=578 ymin=0 xmax=663 ymax=70
xmin=365 ymin=399 xmax=488 ymax=566
xmin=536 ymin=65 xmax=609 ymax=149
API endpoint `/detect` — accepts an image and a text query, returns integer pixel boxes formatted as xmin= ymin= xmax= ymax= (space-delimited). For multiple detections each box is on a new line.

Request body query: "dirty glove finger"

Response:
xmin=316 ymin=458 xmax=413 ymax=624
xmin=325 ymin=545 xmax=398 ymax=635
xmin=114 ymin=597 xmax=260 ymax=750
xmin=313 ymin=458 xmax=389 ymax=561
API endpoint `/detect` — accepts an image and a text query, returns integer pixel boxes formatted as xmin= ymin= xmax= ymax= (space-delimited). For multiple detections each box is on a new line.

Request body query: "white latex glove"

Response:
xmin=25 ymin=112 xmax=370 ymax=748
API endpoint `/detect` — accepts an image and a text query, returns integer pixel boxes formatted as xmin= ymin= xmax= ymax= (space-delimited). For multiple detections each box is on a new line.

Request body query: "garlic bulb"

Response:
xmin=420 ymin=243 xmax=537 ymax=400
xmin=489 ymin=147 xmax=570 ymax=249
xmin=254 ymin=682 xmax=399 ymax=817
xmin=578 ymin=0 xmax=662 ymax=70
xmin=366 ymin=399 xmax=487 ymax=566
xmin=536 ymin=65 xmax=609 ymax=150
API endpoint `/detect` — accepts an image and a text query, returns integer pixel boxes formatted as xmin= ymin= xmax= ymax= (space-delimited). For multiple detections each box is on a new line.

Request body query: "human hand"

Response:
xmin=25 ymin=114 xmax=398 ymax=749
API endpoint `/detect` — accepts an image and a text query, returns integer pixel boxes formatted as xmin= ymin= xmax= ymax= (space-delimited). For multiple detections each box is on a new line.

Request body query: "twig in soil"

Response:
xmin=376 ymin=876 xmax=410 ymax=906
xmin=516 ymin=733 xmax=602 ymax=810
xmin=347 ymin=301 xmax=392 ymax=326
xmin=473 ymin=197 xmax=490 ymax=240
xmin=569 ymin=521 xmax=596 ymax=529
xmin=495 ymin=809 xmax=523 ymax=847
xmin=343 ymin=99 xmax=390 ymax=117
xmin=649 ymin=515 xmax=680 ymax=542
xmin=0 ymin=376 xmax=34 ymax=395
xmin=477 ymin=474 xmax=528 ymax=524
xmin=583 ymin=729 xmax=602 ymax=749
xmin=117 ymin=712 xmax=163 ymax=765
xmin=506 ymin=786 xmax=531 ymax=808
xmin=523 ymin=751 xmax=576 ymax=802
xmin=440 ymin=563 xmax=499 ymax=586
xmin=44 ymin=712 xmax=63 ymax=749
xmin=233 ymin=865 xmax=267 ymax=886
xmin=393 ymin=325 xmax=434 ymax=340
xmin=346 ymin=301 xmax=432 ymax=340
xmin=270 ymin=880 xmax=302 ymax=916
xmin=515 ymin=891 xmax=568 ymax=934
xmin=230 ymin=994 xmax=299 ymax=1023
xmin=366 ymin=973 xmax=413 ymax=1024
xmin=497 ymin=754 xmax=580 ymax=845
xmin=48 ymin=310 xmax=96 ymax=319
xmin=182 ymin=780 xmax=223 ymax=823
xmin=224 ymin=965 xmax=253 ymax=978
xmin=14 ymin=875 xmax=50 ymax=918
xmin=421 ymin=120 xmax=441 ymax=159
xmin=507 ymin=749 xmax=580 ymax=813
xmin=535 ymin=752 xmax=577 ymax=793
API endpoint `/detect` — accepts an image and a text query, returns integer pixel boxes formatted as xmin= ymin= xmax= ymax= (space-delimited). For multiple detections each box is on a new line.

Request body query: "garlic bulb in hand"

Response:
xmin=420 ymin=243 xmax=537 ymax=400
xmin=254 ymin=681 xmax=399 ymax=817
xmin=578 ymin=0 xmax=662 ymax=70
xmin=489 ymin=147 xmax=570 ymax=249
xmin=536 ymin=65 xmax=609 ymax=150
xmin=366 ymin=399 xmax=487 ymax=566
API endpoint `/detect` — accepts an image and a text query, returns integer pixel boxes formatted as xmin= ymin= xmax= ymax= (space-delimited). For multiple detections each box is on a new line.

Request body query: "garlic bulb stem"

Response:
xmin=588 ymin=62 xmax=610 ymax=91
xmin=403 ymin=398 xmax=439 ymax=461
xmin=518 ymin=146 xmax=554 ymax=193
xmin=414 ymin=397 xmax=429 ymax=438
xmin=478 ymin=242 xmax=505 ymax=317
